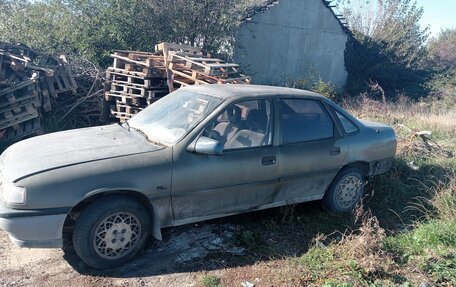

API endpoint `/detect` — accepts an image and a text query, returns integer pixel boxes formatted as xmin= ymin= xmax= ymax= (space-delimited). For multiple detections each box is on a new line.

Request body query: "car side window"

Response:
xmin=335 ymin=110 xmax=359 ymax=134
xmin=203 ymin=99 xmax=273 ymax=150
xmin=280 ymin=99 xmax=334 ymax=144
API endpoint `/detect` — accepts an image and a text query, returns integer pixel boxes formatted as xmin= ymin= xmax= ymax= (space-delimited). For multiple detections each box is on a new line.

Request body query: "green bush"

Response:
xmin=0 ymin=0 xmax=255 ymax=66
xmin=201 ymin=275 xmax=221 ymax=287
xmin=340 ymin=0 xmax=430 ymax=98
xmin=285 ymin=72 xmax=338 ymax=100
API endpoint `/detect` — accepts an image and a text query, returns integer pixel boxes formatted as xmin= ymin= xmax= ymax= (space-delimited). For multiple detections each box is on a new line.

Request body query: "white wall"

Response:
xmin=234 ymin=0 xmax=349 ymax=89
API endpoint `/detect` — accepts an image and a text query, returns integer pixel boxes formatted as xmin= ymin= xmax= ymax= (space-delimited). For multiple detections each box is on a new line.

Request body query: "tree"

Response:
xmin=148 ymin=0 xmax=253 ymax=56
xmin=428 ymin=28 xmax=456 ymax=69
xmin=0 ymin=0 xmax=79 ymax=55
xmin=336 ymin=0 xmax=430 ymax=98
xmin=0 ymin=0 xmax=259 ymax=65
xmin=66 ymin=0 xmax=161 ymax=66
xmin=426 ymin=29 xmax=456 ymax=99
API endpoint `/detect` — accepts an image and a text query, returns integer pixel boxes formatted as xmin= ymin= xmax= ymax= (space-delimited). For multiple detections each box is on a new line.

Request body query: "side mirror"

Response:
xmin=187 ymin=136 xmax=223 ymax=156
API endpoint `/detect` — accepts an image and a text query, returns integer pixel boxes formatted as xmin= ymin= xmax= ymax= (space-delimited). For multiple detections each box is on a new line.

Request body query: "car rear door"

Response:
xmin=276 ymin=97 xmax=349 ymax=203
xmin=170 ymin=98 xmax=280 ymax=222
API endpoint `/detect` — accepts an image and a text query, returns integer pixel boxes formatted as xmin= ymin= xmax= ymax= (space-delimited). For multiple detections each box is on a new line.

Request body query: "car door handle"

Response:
xmin=262 ymin=155 xmax=276 ymax=166
xmin=329 ymin=147 xmax=341 ymax=156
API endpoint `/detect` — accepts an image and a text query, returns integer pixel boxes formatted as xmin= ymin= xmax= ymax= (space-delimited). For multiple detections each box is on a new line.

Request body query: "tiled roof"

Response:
xmin=242 ymin=0 xmax=280 ymax=22
xmin=321 ymin=0 xmax=352 ymax=35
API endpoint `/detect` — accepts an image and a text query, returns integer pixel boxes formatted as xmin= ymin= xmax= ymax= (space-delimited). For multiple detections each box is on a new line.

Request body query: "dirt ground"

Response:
xmin=0 ymin=203 xmax=342 ymax=287
xmin=0 ymin=227 xmax=202 ymax=287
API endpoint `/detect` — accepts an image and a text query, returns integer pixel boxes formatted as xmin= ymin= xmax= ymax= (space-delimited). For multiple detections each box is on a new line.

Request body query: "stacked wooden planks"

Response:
xmin=0 ymin=43 xmax=77 ymax=141
xmin=157 ymin=42 xmax=251 ymax=92
xmin=104 ymin=50 xmax=169 ymax=122
xmin=104 ymin=43 xmax=251 ymax=122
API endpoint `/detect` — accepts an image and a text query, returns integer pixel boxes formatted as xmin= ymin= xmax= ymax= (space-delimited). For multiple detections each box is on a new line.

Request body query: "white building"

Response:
xmin=234 ymin=0 xmax=350 ymax=89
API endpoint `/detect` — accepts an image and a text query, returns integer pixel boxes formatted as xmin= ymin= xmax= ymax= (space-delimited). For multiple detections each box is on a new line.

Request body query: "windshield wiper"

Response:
xmin=122 ymin=121 xmax=130 ymax=131
xmin=130 ymin=127 xmax=164 ymax=146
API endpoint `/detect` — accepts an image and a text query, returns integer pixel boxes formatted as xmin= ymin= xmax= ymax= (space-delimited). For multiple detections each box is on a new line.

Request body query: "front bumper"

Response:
xmin=0 ymin=203 xmax=68 ymax=248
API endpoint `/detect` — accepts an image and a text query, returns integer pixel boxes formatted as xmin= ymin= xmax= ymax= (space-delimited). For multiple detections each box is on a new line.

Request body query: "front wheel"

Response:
xmin=322 ymin=168 xmax=365 ymax=213
xmin=72 ymin=195 xmax=151 ymax=269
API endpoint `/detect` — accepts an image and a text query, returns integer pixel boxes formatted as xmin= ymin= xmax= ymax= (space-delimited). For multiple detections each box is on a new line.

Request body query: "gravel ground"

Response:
xmin=0 ymin=204 xmax=327 ymax=287
xmin=0 ymin=222 xmax=253 ymax=287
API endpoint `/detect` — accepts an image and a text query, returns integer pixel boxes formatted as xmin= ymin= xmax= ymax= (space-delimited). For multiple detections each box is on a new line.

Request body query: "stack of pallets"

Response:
xmin=104 ymin=43 xmax=251 ymax=122
xmin=104 ymin=50 xmax=168 ymax=121
xmin=0 ymin=43 xmax=77 ymax=141
xmin=157 ymin=42 xmax=251 ymax=92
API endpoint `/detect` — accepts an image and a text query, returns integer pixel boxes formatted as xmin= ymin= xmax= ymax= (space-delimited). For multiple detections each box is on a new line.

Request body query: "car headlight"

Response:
xmin=3 ymin=181 xmax=26 ymax=205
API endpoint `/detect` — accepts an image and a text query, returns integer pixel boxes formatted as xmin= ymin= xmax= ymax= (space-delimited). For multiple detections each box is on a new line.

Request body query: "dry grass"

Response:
xmin=433 ymin=178 xmax=456 ymax=220
xmin=343 ymin=95 xmax=456 ymax=147
xmin=281 ymin=95 xmax=456 ymax=286
xmin=207 ymin=96 xmax=456 ymax=287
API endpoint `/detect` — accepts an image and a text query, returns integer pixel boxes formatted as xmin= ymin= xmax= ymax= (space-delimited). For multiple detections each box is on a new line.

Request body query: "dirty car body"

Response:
xmin=0 ymin=85 xmax=396 ymax=268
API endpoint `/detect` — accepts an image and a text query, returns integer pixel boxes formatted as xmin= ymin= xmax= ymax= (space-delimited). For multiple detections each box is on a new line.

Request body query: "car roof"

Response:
xmin=179 ymin=84 xmax=326 ymax=101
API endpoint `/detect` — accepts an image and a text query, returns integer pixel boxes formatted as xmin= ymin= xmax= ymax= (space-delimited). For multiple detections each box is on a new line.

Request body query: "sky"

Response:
xmin=416 ymin=0 xmax=456 ymax=37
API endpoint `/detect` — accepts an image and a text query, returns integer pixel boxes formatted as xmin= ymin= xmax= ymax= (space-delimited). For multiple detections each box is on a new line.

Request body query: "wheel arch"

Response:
xmin=343 ymin=161 xmax=370 ymax=178
xmin=64 ymin=190 xmax=162 ymax=241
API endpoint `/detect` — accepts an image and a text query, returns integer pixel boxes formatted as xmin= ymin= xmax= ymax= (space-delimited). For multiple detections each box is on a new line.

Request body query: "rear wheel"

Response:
xmin=323 ymin=168 xmax=365 ymax=213
xmin=72 ymin=195 xmax=151 ymax=269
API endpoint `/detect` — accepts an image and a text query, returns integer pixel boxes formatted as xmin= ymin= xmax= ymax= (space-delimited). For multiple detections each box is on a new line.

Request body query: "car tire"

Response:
xmin=322 ymin=167 xmax=365 ymax=213
xmin=72 ymin=195 xmax=151 ymax=269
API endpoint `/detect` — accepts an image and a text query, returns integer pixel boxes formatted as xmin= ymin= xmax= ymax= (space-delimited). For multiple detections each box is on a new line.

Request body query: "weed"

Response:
xmin=424 ymin=253 xmax=456 ymax=285
xmin=234 ymin=228 xmax=264 ymax=250
xmin=321 ymin=279 xmax=353 ymax=287
xmin=205 ymin=96 xmax=455 ymax=286
xmin=279 ymin=204 xmax=296 ymax=225
xmin=201 ymin=274 xmax=221 ymax=287
xmin=296 ymin=245 xmax=334 ymax=272
xmin=284 ymin=70 xmax=338 ymax=100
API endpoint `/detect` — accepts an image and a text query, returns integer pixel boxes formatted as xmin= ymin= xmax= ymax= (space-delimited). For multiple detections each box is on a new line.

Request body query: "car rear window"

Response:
xmin=335 ymin=110 xmax=359 ymax=134
xmin=280 ymin=99 xmax=334 ymax=144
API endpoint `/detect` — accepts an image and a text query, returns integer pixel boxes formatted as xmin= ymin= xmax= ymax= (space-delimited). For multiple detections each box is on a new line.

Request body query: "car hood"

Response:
xmin=0 ymin=124 xmax=163 ymax=182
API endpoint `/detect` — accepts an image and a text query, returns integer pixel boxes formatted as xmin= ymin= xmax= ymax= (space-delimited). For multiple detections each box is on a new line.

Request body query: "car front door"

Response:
xmin=170 ymin=98 xmax=279 ymax=223
xmin=276 ymin=98 xmax=348 ymax=203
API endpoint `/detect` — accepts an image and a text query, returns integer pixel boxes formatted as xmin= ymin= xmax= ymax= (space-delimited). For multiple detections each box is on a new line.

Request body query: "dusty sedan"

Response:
xmin=0 ymin=85 xmax=396 ymax=269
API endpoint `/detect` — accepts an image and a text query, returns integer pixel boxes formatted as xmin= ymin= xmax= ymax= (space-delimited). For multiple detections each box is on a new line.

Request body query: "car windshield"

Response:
xmin=128 ymin=90 xmax=222 ymax=146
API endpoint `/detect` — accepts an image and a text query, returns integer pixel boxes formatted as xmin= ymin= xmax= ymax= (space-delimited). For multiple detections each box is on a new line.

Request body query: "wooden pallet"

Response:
xmin=156 ymin=42 xmax=250 ymax=92
xmin=0 ymin=43 xmax=78 ymax=140
xmin=106 ymin=86 xmax=167 ymax=100
xmin=169 ymin=66 xmax=251 ymax=86
xmin=106 ymin=71 xmax=167 ymax=88
xmin=168 ymin=52 xmax=240 ymax=76
xmin=110 ymin=51 xmax=166 ymax=77
xmin=110 ymin=110 xmax=134 ymax=122
xmin=0 ymin=79 xmax=36 ymax=97
xmin=0 ymin=96 xmax=40 ymax=115
xmin=105 ymin=44 xmax=251 ymax=122
xmin=111 ymin=103 xmax=143 ymax=115
xmin=157 ymin=43 xmax=205 ymax=93
xmin=106 ymin=66 xmax=167 ymax=80
xmin=0 ymin=106 xmax=39 ymax=130
xmin=110 ymin=81 xmax=168 ymax=98
xmin=0 ymin=42 xmax=37 ymax=60
xmin=44 ymin=64 xmax=77 ymax=97
xmin=0 ymin=82 xmax=36 ymax=104
xmin=37 ymin=76 xmax=52 ymax=112
xmin=3 ymin=117 xmax=43 ymax=140
xmin=155 ymin=43 xmax=208 ymax=57
xmin=105 ymin=92 xmax=149 ymax=106
xmin=0 ymin=54 xmax=6 ymax=81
